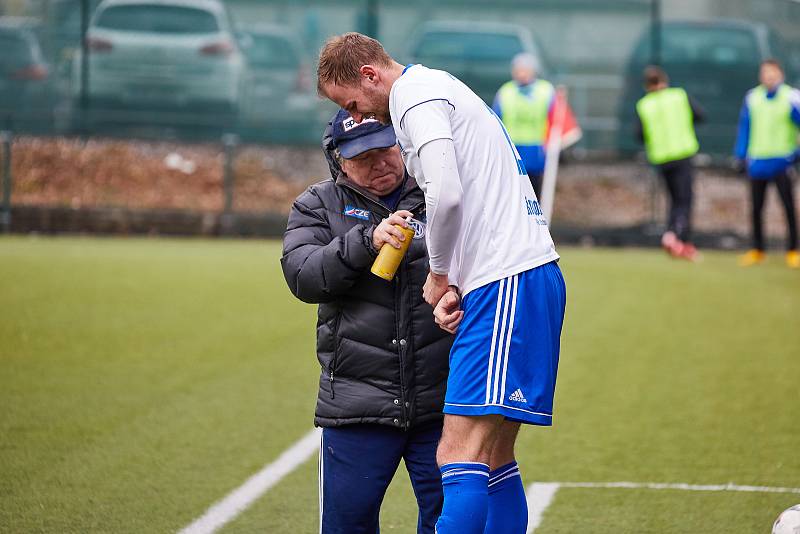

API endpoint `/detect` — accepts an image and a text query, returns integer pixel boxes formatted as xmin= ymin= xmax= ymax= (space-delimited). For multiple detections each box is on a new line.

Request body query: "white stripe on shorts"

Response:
xmin=498 ymin=274 xmax=519 ymax=405
xmin=491 ymin=278 xmax=514 ymax=404
xmin=485 ymin=278 xmax=507 ymax=405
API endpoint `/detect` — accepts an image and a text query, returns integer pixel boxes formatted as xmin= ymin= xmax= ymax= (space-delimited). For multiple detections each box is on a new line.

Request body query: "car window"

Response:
xmin=95 ymin=5 xmax=220 ymax=33
xmin=413 ymin=31 xmax=524 ymax=61
xmin=243 ymin=34 xmax=299 ymax=68
xmin=0 ymin=33 xmax=35 ymax=71
xmin=633 ymin=26 xmax=760 ymax=66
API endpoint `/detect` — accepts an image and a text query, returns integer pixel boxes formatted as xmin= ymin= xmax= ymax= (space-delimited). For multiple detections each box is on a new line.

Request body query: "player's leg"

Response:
xmin=402 ymin=421 xmax=444 ymax=534
xmin=674 ymin=159 xmax=694 ymax=244
xmin=485 ymin=420 xmax=527 ymax=534
xmin=661 ymin=163 xmax=680 ymax=237
xmin=320 ymin=424 xmax=404 ymax=534
xmin=434 ymin=414 xmax=503 ymax=534
xmin=773 ymin=170 xmax=798 ymax=252
xmin=751 ymin=178 xmax=769 ymax=252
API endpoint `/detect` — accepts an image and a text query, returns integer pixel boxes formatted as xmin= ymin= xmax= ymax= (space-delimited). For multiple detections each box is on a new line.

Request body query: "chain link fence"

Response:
xmin=1 ymin=0 xmax=799 ymax=242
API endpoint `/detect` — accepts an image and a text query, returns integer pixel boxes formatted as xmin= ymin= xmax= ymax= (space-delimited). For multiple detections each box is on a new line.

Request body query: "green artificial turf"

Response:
xmin=1 ymin=237 xmax=798 ymax=533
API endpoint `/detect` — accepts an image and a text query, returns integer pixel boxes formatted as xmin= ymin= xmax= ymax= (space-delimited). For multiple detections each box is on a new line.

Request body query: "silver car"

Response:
xmin=72 ymin=0 xmax=244 ymax=127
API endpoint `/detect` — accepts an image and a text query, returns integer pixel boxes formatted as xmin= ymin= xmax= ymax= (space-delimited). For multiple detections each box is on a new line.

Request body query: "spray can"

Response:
xmin=371 ymin=217 xmax=416 ymax=281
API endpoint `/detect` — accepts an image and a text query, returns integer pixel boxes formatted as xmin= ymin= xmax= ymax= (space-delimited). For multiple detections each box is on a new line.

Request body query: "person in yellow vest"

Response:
xmin=635 ymin=65 xmax=705 ymax=261
xmin=734 ymin=59 xmax=800 ymax=269
xmin=493 ymin=52 xmax=554 ymax=199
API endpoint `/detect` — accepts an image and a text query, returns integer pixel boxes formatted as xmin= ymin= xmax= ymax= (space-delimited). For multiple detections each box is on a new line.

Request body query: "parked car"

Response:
xmin=236 ymin=24 xmax=327 ymax=143
xmin=406 ymin=21 xmax=550 ymax=105
xmin=71 ymin=0 xmax=244 ymax=134
xmin=617 ymin=19 xmax=799 ymax=160
xmin=0 ymin=17 xmax=56 ymax=133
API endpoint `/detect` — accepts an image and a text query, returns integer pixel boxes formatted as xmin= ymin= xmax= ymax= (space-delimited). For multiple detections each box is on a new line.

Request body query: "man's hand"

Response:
xmin=423 ymin=271 xmax=450 ymax=307
xmin=372 ymin=210 xmax=414 ymax=251
xmin=434 ymin=288 xmax=463 ymax=334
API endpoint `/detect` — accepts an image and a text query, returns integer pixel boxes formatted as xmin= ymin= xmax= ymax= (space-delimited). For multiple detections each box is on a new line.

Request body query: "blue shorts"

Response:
xmin=443 ymin=261 xmax=566 ymax=426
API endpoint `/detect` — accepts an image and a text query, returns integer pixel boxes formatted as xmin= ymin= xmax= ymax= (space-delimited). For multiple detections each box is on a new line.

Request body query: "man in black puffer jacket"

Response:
xmin=281 ymin=109 xmax=453 ymax=534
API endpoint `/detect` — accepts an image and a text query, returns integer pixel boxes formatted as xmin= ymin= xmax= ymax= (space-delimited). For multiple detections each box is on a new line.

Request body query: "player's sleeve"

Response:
xmin=417 ymin=137 xmax=463 ymax=278
xmin=492 ymin=92 xmax=503 ymax=119
xmin=394 ymin=81 xmax=454 ymax=149
xmin=789 ymin=88 xmax=800 ymax=127
xmin=734 ymin=96 xmax=750 ymax=161
xmin=281 ymin=189 xmax=376 ymax=303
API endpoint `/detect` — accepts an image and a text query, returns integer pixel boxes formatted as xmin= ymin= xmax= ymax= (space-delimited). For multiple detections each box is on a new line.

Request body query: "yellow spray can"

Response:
xmin=371 ymin=217 xmax=416 ymax=281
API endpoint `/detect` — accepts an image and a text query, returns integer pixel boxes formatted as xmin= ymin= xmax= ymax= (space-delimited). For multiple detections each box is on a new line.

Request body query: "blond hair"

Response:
xmin=317 ymin=32 xmax=393 ymax=96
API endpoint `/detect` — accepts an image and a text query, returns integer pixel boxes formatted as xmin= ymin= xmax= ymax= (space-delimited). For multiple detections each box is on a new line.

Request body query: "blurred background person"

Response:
xmin=493 ymin=52 xmax=555 ymax=199
xmin=735 ymin=59 xmax=800 ymax=269
xmin=635 ymin=65 xmax=705 ymax=261
xmin=281 ymin=109 xmax=453 ymax=534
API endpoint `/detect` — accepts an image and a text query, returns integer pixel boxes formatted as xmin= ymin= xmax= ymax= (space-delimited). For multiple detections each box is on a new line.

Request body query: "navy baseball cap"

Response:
xmin=330 ymin=108 xmax=397 ymax=159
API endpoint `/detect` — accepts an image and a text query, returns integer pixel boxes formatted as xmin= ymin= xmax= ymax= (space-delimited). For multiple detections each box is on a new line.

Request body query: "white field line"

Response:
xmin=526 ymin=482 xmax=560 ymax=533
xmin=526 ymin=481 xmax=800 ymax=533
xmin=178 ymin=427 xmax=322 ymax=534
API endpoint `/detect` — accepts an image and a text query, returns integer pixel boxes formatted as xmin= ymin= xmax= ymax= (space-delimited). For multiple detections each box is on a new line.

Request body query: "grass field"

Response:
xmin=1 ymin=236 xmax=798 ymax=533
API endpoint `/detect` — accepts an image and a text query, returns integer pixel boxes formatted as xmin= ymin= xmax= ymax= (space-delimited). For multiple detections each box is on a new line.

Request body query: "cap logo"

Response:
xmin=342 ymin=116 xmax=379 ymax=132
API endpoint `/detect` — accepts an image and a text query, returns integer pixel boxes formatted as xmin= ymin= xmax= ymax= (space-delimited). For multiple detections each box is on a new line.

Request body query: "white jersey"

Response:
xmin=389 ymin=64 xmax=559 ymax=296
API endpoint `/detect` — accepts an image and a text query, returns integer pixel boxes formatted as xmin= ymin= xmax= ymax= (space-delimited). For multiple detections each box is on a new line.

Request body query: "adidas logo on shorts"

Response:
xmin=508 ymin=388 xmax=527 ymax=403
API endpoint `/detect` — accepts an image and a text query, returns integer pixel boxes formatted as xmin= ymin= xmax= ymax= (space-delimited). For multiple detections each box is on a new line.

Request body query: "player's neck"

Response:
xmin=384 ymin=61 xmax=406 ymax=89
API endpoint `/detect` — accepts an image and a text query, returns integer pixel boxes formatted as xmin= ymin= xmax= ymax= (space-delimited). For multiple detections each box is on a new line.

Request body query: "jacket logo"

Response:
xmin=343 ymin=205 xmax=370 ymax=220
xmin=409 ymin=218 xmax=426 ymax=239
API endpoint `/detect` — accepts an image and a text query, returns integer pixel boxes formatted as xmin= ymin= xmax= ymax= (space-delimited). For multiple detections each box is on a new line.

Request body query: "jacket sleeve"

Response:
xmin=688 ymin=94 xmax=706 ymax=124
xmin=734 ymin=98 xmax=750 ymax=161
xmin=281 ymin=190 xmax=377 ymax=304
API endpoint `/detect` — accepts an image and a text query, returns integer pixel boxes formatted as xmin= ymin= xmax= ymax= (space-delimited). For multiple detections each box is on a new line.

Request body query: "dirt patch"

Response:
xmin=4 ymin=136 xmax=798 ymax=241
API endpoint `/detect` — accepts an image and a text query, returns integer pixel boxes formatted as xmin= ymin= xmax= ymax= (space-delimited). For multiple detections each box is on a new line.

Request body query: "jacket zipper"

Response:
xmin=329 ymin=313 xmax=342 ymax=399
xmin=395 ymin=270 xmax=408 ymax=428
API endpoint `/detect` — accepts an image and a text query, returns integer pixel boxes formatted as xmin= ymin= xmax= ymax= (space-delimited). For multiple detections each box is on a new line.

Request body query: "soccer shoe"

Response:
xmin=786 ymin=250 xmax=800 ymax=269
xmin=661 ymin=231 xmax=680 ymax=257
xmin=676 ymin=243 xmax=700 ymax=262
xmin=738 ymin=249 xmax=766 ymax=267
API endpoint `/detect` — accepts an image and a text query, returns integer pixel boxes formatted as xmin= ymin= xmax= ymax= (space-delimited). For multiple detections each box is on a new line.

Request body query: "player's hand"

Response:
xmin=372 ymin=210 xmax=414 ymax=250
xmin=434 ymin=288 xmax=463 ymax=334
xmin=423 ymin=271 xmax=450 ymax=307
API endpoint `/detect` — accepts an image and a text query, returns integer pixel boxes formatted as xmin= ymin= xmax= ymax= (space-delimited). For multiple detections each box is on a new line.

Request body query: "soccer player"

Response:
xmin=634 ymin=65 xmax=705 ymax=261
xmin=735 ymin=59 xmax=800 ymax=269
xmin=317 ymin=33 xmax=567 ymax=534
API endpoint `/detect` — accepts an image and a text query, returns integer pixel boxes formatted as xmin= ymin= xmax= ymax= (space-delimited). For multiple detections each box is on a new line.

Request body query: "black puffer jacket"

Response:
xmin=280 ymin=129 xmax=452 ymax=430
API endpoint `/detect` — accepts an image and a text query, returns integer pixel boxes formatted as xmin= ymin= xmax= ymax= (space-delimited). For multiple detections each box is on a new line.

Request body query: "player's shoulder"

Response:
xmin=787 ymin=85 xmax=800 ymax=106
xmin=392 ymin=66 xmax=452 ymax=100
xmin=391 ymin=66 xmax=455 ymax=119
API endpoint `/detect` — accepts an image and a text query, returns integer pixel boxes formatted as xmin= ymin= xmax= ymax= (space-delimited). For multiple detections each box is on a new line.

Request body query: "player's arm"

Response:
xmin=733 ymin=97 xmax=750 ymax=163
xmin=790 ymin=88 xmax=800 ymax=128
xmin=281 ymin=190 xmax=376 ymax=304
xmin=399 ymin=99 xmax=463 ymax=304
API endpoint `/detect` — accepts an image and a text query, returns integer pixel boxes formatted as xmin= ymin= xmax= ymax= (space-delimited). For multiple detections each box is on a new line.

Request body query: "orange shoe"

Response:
xmin=661 ymin=232 xmax=681 ymax=257
xmin=676 ymin=243 xmax=700 ymax=262
xmin=787 ymin=250 xmax=800 ymax=269
xmin=738 ymin=249 xmax=766 ymax=267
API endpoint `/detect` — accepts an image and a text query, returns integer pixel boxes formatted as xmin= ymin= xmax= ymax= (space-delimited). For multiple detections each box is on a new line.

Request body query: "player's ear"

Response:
xmin=360 ymin=65 xmax=378 ymax=84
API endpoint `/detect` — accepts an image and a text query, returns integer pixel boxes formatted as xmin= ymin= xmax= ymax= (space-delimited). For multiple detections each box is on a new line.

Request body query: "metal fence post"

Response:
xmin=650 ymin=0 xmax=661 ymax=66
xmin=220 ymin=132 xmax=239 ymax=234
xmin=1 ymin=130 xmax=12 ymax=233
xmin=80 ymin=0 xmax=91 ymax=136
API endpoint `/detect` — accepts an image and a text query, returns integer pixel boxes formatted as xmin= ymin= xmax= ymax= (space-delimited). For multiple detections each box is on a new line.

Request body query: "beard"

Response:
xmin=362 ymin=85 xmax=391 ymax=124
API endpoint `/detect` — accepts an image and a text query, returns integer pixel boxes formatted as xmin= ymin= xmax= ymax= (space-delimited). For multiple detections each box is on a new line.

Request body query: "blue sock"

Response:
xmin=484 ymin=461 xmax=528 ymax=534
xmin=434 ymin=462 xmax=490 ymax=534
